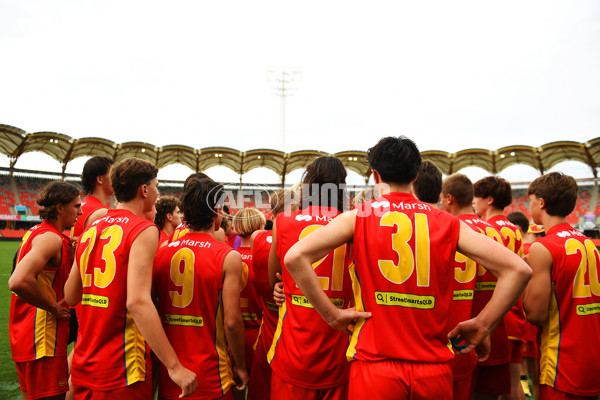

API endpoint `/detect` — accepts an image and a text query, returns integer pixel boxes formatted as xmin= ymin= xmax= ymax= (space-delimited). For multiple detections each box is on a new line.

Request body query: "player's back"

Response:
xmin=154 ymin=232 xmax=235 ymax=399
xmin=72 ymin=209 xmax=155 ymax=391
xmin=536 ymin=223 xmax=600 ymax=396
xmin=72 ymin=195 xmax=106 ymax=238
xmin=251 ymin=230 xmax=279 ymax=369
xmin=268 ymin=205 xmax=353 ymax=389
xmin=488 ymin=215 xmax=526 ymax=342
xmin=349 ymin=192 xmax=460 ymax=363
xmin=448 ymin=214 xmax=490 ymax=379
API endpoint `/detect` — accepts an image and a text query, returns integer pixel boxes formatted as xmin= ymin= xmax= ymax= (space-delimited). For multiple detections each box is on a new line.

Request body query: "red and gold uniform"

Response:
xmin=73 ymin=195 xmax=107 ymax=239
xmin=469 ymin=217 xmax=510 ymax=395
xmin=169 ymin=223 xmax=190 ymax=243
xmin=268 ymin=206 xmax=353 ymax=396
xmin=534 ymin=223 xmax=600 ymax=397
xmin=348 ymin=193 xmax=460 ymax=399
xmin=71 ymin=209 xmax=155 ymax=392
xmin=10 ymin=220 xmax=72 ymax=398
xmin=154 ymin=232 xmax=236 ymax=399
xmin=159 ymin=229 xmax=169 ymax=247
xmin=449 ymin=214 xmax=493 ymax=399
xmin=235 ymin=246 xmax=262 ymax=373
xmin=247 ymin=231 xmax=278 ymax=400
xmin=488 ymin=215 xmax=525 ymax=363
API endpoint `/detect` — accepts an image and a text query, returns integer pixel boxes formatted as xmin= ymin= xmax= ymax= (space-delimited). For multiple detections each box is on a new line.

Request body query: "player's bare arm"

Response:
xmin=126 ymin=225 xmax=198 ymax=398
xmin=8 ymin=232 xmax=70 ymax=319
xmin=522 ymin=242 xmax=553 ymax=325
xmin=221 ymin=250 xmax=248 ymax=390
xmin=284 ymin=210 xmax=371 ymax=331
xmin=449 ymin=221 xmax=532 ymax=355
xmin=64 ymin=258 xmax=83 ymax=306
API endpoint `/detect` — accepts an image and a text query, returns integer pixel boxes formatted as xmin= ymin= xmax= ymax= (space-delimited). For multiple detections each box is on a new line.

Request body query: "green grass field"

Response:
xmin=0 ymin=241 xmax=22 ymax=400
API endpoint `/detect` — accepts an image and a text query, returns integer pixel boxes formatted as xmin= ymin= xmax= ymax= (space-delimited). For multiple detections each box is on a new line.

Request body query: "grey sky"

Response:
xmin=1 ymin=1 xmax=599 ymax=183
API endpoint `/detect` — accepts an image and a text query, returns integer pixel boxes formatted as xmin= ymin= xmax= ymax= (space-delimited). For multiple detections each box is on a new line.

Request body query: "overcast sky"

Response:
xmin=1 ymin=1 xmax=599 ymax=184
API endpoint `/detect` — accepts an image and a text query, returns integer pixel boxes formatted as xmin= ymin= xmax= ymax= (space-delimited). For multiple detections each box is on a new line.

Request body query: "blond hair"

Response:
xmin=233 ymin=208 xmax=266 ymax=237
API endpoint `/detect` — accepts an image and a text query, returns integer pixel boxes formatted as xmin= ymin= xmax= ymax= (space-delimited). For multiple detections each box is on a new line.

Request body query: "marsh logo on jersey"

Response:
xmin=371 ymin=201 xmax=390 ymax=209
xmin=295 ymin=215 xmax=312 ymax=222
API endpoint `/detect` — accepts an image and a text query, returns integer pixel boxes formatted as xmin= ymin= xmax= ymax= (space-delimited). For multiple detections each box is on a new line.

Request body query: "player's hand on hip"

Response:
xmin=168 ymin=364 xmax=197 ymax=398
xmin=52 ymin=299 xmax=71 ymax=320
xmin=327 ymin=307 xmax=371 ymax=333
xmin=234 ymin=366 xmax=249 ymax=391
xmin=447 ymin=317 xmax=490 ymax=357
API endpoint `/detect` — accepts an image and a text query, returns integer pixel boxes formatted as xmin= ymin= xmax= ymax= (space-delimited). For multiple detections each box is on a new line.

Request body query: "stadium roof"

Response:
xmin=1 ymin=123 xmax=599 ymax=183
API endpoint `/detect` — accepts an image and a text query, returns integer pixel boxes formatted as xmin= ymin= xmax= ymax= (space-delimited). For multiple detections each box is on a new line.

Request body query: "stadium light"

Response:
xmin=266 ymin=67 xmax=301 ymax=152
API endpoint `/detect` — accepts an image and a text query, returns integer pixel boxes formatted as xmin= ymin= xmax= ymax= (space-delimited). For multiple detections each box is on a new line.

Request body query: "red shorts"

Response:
xmin=453 ymin=374 xmax=476 ymax=400
xmin=73 ymin=379 xmax=152 ymax=400
xmin=522 ymin=339 xmax=538 ymax=359
xmin=508 ymin=340 xmax=523 ymax=364
xmin=247 ymin=357 xmax=272 ymax=400
xmin=271 ymin=373 xmax=348 ymax=400
xmin=539 ymin=384 xmax=598 ymax=400
xmin=245 ymin=326 xmax=260 ymax=375
xmin=349 ymin=359 xmax=452 ymax=400
xmin=15 ymin=356 xmax=69 ymax=400
xmin=474 ymin=363 xmax=511 ymax=395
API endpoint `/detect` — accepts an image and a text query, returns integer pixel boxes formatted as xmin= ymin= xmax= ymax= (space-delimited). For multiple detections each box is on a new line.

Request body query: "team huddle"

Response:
xmin=8 ymin=136 xmax=600 ymax=400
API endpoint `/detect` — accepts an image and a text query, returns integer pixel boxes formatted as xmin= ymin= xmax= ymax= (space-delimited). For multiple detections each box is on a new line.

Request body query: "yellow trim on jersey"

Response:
xmin=347 ymin=262 xmax=367 ymax=361
xmin=34 ymin=270 xmax=58 ymax=359
xmin=254 ymin=318 xmax=265 ymax=351
xmin=123 ymin=311 xmax=147 ymax=386
xmin=539 ymin=286 xmax=560 ymax=387
xmin=215 ymin=295 xmax=234 ymax=394
xmin=267 ymin=302 xmax=287 ymax=364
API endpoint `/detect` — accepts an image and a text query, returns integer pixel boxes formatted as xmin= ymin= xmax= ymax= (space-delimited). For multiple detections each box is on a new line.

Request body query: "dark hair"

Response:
xmin=367 ymin=136 xmax=421 ymax=185
xmin=184 ymin=172 xmax=212 ymax=190
xmin=506 ymin=211 xmax=530 ymax=234
xmin=155 ymin=196 xmax=180 ymax=229
xmin=412 ymin=160 xmax=442 ymax=203
xmin=442 ymin=174 xmax=474 ymax=207
xmin=181 ymin=178 xmax=224 ymax=231
xmin=110 ymin=158 xmax=158 ymax=203
xmin=473 ymin=176 xmax=512 ymax=209
xmin=527 ymin=172 xmax=578 ymax=217
xmin=81 ymin=156 xmax=114 ymax=194
xmin=38 ymin=181 xmax=80 ymax=221
xmin=301 ymin=156 xmax=347 ymax=213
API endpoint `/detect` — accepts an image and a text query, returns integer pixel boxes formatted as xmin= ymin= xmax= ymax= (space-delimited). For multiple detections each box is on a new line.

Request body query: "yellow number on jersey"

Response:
xmin=454 ymin=251 xmax=476 ymax=283
xmin=378 ymin=212 xmax=430 ymax=287
xmin=569 ymin=238 xmax=600 ymax=298
xmin=477 ymin=227 xmax=503 ymax=276
xmin=298 ymin=225 xmax=346 ymax=291
xmin=78 ymin=226 xmax=123 ymax=289
xmin=169 ymin=248 xmax=195 ymax=308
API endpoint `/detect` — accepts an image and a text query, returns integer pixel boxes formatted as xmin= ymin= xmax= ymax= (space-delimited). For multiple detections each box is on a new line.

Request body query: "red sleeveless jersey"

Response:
xmin=159 ymin=230 xmax=169 ymax=247
xmin=268 ymin=206 xmax=353 ymax=389
xmin=169 ymin=223 xmax=190 ymax=243
xmin=449 ymin=214 xmax=489 ymax=379
xmin=73 ymin=195 xmax=107 ymax=239
xmin=236 ymin=246 xmax=262 ymax=330
xmin=10 ymin=220 xmax=71 ymax=362
xmin=468 ymin=217 xmax=509 ymax=366
xmin=535 ymin=223 xmax=600 ymax=396
xmin=71 ymin=209 xmax=156 ymax=391
xmin=154 ymin=232 xmax=235 ymax=399
xmin=488 ymin=215 xmax=526 ymax=342
xmin=251 ymin=231 xmax=279 ymax=370
xmin=348 ymin=192 xmax=460 ymax=363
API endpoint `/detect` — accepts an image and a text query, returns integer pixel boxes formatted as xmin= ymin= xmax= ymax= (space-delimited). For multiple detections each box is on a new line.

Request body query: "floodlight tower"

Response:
xmin=266 ymin=67 xmax=301 ymax=152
